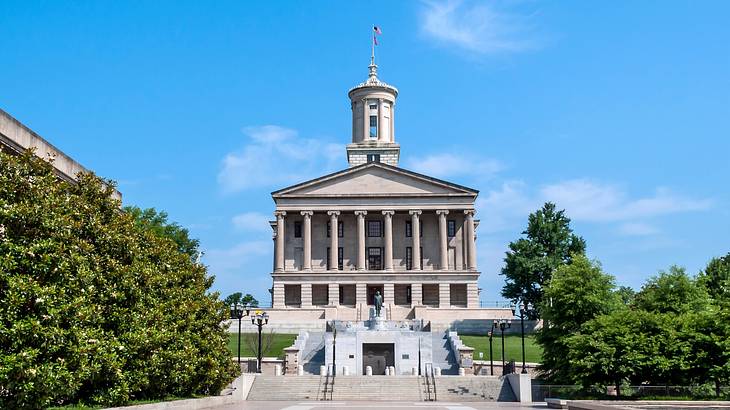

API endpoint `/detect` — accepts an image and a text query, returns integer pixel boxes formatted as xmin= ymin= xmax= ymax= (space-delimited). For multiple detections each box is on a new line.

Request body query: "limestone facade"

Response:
xmin=269 ymin=61 xmax=480 ymax=312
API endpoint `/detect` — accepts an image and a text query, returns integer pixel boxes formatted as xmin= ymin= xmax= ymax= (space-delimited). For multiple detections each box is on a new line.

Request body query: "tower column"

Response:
xmin=390 ymin=102 xmax=395 ymax=142
xmin=409 ymin=210 xmax=421 ymax=270
xmin=437 ymin=210 xmax=449 ymax=270
xmin=382 ymin=210 xmax=395 ymax=271
xmin=355 ymin=211 xmax=367 ymax=270
xmin=301 ymin=211 xmax=313 ymax=271
xmin=465 ymin=210 xmax=477 ymax=270
xmin=328 ymin=211 xmax=340 ymax=270
xmin=362 ymin=99 xmax=369 ymax=140
xmin=377 ymin=98 xmax=385 ymax=142
xmin=274 ymin=211 xmax=286 ymax=272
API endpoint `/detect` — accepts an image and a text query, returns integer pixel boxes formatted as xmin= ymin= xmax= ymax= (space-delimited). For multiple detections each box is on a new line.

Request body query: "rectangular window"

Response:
xmin=406 ymin=247 xmax=413 ymax=270
xmin=327 ymin=221 xmax=343 ymax=238
xmin=294 ymin=221 xmax=302 ymax=238
xmin=447 ymin=220 xmax=456 ymax=237
xmin=326 ymin=247 xmax=344 ymax=270
xmin=366 ymin=154 xmax=380 ymax=163
xmin=367 ymin=220 xmax=382 ymax=237
xmin=369 ymin=115 xmax=378 ymax=139
xmin=367 ymin=247 xmax=382 ymax=270
xmin=405 ymin=221 xmax=423 ymax=237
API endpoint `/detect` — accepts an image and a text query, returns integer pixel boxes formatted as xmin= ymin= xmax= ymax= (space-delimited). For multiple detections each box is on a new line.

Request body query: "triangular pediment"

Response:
xmin=272 ymin=163 xmax=478 ymax=198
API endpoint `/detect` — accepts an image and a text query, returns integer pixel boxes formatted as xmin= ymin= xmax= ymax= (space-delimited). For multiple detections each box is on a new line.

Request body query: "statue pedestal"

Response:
xmin=370 ymin=315 xmax=388 ymax=330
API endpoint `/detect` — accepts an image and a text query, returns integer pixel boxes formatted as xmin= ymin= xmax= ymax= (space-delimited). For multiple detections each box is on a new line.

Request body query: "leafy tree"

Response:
xmin=615 ymin=286 xmax=636 ymax=306
xmin=536 ymin=254 xmax=619 ymax=383
xmin=699 ymin=253 xmax=730 ymax=301
xmin=124 ymin=206 xmax=200 ymax=260
xmin=223 ymin=293 xmax=259 ymax=308
xmin=634 ymin=266 xmax=709 ymax=315
xmin=501 ymin=202 xmax=586 ymax=318
xmin=0 ymin=151 xmax=237 ymax=408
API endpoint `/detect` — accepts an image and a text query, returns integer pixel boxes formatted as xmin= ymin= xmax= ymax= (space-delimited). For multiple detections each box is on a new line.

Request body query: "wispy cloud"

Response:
xmin=617 ymin=222 xmax=659 ymax=237
xmin=419 ymin=0 xmax=539 ymax=55
xmin=204 ymin=240 xmax=271 ymax=273
xmin=218 ymin=125 xmax=344 ymax=193
xmin=232 ymin=212 xmax=272 ymax=233
xmin=404 ymin=153 xmax=502 ymax=179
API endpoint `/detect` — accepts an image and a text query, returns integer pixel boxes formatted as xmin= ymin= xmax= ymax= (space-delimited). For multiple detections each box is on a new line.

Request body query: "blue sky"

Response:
xmin=2 ymin=1 xmax=729 ymax=304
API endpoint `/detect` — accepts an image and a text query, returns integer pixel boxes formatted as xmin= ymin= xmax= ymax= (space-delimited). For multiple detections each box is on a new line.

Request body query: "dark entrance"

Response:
xmin=362 ymin=343 xmax=394 ymax=375
xmin=367 ymin=284 xmax=383 ymax=305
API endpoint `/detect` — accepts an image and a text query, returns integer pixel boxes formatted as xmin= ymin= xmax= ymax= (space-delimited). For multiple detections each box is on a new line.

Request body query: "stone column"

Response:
xmin=355 ymin=211 xmax=367 ymax=270
xmin=382 ymin=210 xmax=395 ymax=271
xmin=329 ymin=283 xmax=339 ymax=306
xmin=362 ymin=98 xmax=369 ymax=140
xmin=301 ymin=211 xmax=313 ymax=271
xmin=274 ymin=211 xmax=286 ymax=272
xmin=409 ymin=210 xmax=421 ymax=270
xmin=437 ymin=210 xmax=449 ymax=270
xmin=390 ymin=102 xmax=395 ymax=143
xmin=301 ymin=283 xmax=312 ymax=308
xmin=377 ymin=98 xmax=385 ymax=142
xmin=465 ymin=210 xmax=477 ymax=270
xmin=411 ymin=283 xmax=422 ymax=307
xmin=439 ymin=283 xmax=450 ymax=308
xmin=351 ymin=101 xmax=357 ymax=143
xmin=328 ymin=211 xmax=340 ymax=270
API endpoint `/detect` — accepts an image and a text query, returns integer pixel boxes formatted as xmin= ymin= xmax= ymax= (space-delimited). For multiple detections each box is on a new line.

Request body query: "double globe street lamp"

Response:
xmin=251 ymin=310 xmax=269 ymax=373
xmin=230 ymin=303 xmax=251 ymax=365
xmin=511 ymin=300 xmax=534 ymax=374
xmin=493 ymin=319 xmax=511 ymax=374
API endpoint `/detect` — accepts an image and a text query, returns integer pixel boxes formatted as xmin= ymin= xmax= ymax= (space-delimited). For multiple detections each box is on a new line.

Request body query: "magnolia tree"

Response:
xmin=0 ymin=151 xmax=237 ymax=408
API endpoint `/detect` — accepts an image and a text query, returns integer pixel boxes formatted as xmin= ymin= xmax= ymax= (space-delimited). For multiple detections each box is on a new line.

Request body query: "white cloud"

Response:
xmin=204 ymin=240 xmax=271 ymax=273
xmin=232 ymin=212 xmax=272 ymax=233
xmin=404 ymin=153 xmax=502 ymax=179
xmin=218 ymin=125 xmax=344 ymax=193
xmin=419 ymin=0 xmax=538 ymax=55
xmin=539 ymin=180 xmax=713 ymax=223
xmin=617 ymin=222 xmax=659 ymax=237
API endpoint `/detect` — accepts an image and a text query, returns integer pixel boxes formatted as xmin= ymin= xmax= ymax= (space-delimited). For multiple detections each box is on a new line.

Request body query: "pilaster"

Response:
xmin=301 ymin=283 xmax=312 ymax=308
xmin=356 ymin=283 xmax=367 ymax=305
xmin=467 ymin=282 xmax=479 ymax=308
xmin=439 ymin=283 xmax=450 ymax=308
xmin=383 ymin=283 xmax=394 ymax=305
xmin=272 ymin=282 xmax=285 ymax=308
xmin=328 ymin=283 xmax=340 ymax=306
xmin=411 ymin=283 xmax=422 ymax=307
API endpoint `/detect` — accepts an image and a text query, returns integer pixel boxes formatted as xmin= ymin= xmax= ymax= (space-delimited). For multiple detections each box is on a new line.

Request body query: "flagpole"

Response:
xmin=371 ymin=25 xmax=375 ymax=65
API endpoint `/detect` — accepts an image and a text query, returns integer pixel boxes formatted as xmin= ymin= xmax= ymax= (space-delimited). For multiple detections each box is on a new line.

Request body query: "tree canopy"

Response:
xmin=223 ymin=292 xmax=259 ymax=308
xmin=124 ymin=206 xmax=200 ymax=260
xmin=0 ymin=151 xmax=237 ymax=408
xmin=501 ymin=202 xmax=586 ymax=318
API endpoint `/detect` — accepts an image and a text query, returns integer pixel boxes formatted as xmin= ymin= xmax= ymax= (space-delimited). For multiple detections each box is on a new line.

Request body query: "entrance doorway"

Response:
xmin=367 ymin=284 xmax=383 ymax=305
xmin=362 ymin=343 xmax=394 ymax=375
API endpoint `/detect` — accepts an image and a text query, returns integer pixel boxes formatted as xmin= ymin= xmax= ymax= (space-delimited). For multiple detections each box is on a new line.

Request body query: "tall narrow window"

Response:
xmin=406 ymin=247 xmax=413 ymax=270
xmin=327 ymin=221 xmax=344 ymax=238
xmin=369 ymin=115 xmax=378 ymax=139
xmin=447 ymin=220 xmax=456 ymax=237
xmin=367 ymin=220 xmax=382 ymax=237
xmin=294 ymin=221 xmax=302 ymax=238
xmin=367 ymin=247 xmax=382 ymax=270
xmin=366 ymin=154 xmax=380 ymax=163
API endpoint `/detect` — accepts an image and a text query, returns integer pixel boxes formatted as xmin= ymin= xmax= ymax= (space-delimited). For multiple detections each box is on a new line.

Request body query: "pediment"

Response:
xmin=272 ymin=163 xmax=477 ymax=198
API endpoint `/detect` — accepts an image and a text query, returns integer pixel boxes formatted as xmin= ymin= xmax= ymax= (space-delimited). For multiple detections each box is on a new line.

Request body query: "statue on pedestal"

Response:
xmin=374 ymin=290 xmax=383 ymax=317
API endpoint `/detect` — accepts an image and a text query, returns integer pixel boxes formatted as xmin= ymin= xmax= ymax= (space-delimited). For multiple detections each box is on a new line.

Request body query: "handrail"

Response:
xmin=431 ymin=364 xmax=437 ymax=402
xmin=424 ymin=363 xmax=432 ymax=401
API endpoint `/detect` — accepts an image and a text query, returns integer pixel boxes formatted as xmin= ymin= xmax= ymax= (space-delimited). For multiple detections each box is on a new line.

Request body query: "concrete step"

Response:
xmin=434 ymin=376 xmax=516 ymax=402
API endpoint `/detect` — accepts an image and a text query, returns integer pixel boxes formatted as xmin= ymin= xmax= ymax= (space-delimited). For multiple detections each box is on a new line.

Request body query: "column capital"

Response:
xmin=300 ymin=210 xmax=313 ymax=217
xmin=354 ymin=210 xmax=368 ymax=216
xmin=327 ymin=210 xmax=341 ymax=217
xmin=274 ymin=210 xmax=287 ymax=217
xmin=436 ymin=209 xmax=449 ymax=216
xmin=382 ymin=210 xmax=395 ymax=217
xmin=409 ymin=210 xmax=422 ymax=216
xmin=464 ymin=209 xmax=476 ymax=216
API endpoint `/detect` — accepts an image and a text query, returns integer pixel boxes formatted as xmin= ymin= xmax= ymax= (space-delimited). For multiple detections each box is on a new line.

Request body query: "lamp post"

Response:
xmin=488 ymin=330 xmax=494 ymax=375
xmin=251 ymin=310 xmax=269 ymax=373
xmin=332 ymin=321 xmax=337 ymax=377
xmin=231 ymin=302 xmax=251 ymax=366
xmin=511 ymin=300 xmax=534 ymax=374
xmin=494 ymin=319 xmax=511 ymax=374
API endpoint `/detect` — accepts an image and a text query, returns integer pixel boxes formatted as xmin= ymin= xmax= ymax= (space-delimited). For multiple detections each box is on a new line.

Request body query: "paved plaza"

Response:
xmin=214 ymin=401 xmax=546 ymax=410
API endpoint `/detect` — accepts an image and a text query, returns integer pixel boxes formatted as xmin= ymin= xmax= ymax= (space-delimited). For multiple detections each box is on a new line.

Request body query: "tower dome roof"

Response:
xmin=348 ymin=62 xmax=398 ymax=97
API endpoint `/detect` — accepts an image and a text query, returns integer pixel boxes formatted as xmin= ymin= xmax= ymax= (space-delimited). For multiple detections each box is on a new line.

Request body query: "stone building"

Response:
xmin=269 ymin=60 xmax=481 ymax=316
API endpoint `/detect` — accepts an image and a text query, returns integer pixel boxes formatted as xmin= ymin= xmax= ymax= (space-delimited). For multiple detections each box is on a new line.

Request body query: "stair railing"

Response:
xmin=430 ymin=363 xmax=437 ymax=402
xmin=423 ymin=363 xmax=437 ymax=401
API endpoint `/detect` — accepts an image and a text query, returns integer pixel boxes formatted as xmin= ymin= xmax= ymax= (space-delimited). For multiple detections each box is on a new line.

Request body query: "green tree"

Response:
xmin=634 ymin=266 xmax=709 ymax=314
xmin=501 ymin=202 xmax=586 ymax=318
xmin=615 ymin=286 xmax=636 ymax=306
xmin=124 ymin=206 xmax=200 ymax=259
xmin=223 ymin=293 xmax=259 ymax=308
xmin=699 ymin=253 xmax=730 ymax=301
xmin=0 ymin=151 xmax=237 ymax=408
xmin=536 ymin=254 xmax=619 ymax=383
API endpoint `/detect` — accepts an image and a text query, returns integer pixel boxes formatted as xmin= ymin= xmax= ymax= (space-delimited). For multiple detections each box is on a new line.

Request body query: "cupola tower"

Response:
xmin=347 ymin=57 xmax=399 ymax=167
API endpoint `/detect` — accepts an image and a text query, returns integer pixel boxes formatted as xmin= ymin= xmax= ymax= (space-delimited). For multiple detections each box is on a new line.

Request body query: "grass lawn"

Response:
xmin=459 ymin=334 xmax=542 ymax=363
xmin=227 ymin=333 xmax=297 ymax=359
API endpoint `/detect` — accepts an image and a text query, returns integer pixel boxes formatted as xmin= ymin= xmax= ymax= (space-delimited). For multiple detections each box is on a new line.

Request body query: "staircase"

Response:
xmin=435 ymin=377 xmax=516 ymax=402
xmin=329 ymin=376 xmax=423 ymax=401
xmin=300 ymin=331 xmax=325 ymax=374
xmin=247 ymin=375 xmax=323 ymax=400
xmin=431 ymin=330 xmax=459 ymax=375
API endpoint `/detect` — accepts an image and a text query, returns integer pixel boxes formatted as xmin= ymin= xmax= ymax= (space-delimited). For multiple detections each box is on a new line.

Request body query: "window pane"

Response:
xmin=294 ymin=221 xmax=302 ymax=238
xmin=447 ymin=220 xmax=456 ymax=237
xmin=367 ymin=220 xmax=381 ymax=237
xmin=369 ymin=116 xmax=377 ymax=138
xmin=338 ymin=221 xmax=344 ymax=237
xmin=405 ymin=221 xmax=412 ymax=237
xmin=406 ymin=247 xmax=413 ymax=270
